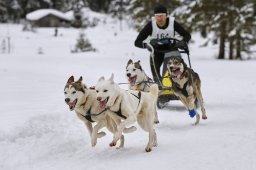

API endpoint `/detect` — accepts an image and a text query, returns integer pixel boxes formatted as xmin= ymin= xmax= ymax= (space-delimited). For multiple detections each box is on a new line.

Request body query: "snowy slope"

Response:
xmin=0 ymin=18 xmax=256 ymax=170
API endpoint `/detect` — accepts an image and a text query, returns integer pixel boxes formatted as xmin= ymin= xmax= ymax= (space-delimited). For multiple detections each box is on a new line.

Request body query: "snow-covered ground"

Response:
xmin=0 ymin=18 xmax=256 ymax=170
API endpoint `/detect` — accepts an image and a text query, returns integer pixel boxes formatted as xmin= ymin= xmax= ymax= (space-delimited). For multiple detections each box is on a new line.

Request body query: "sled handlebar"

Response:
xmin=144 ymin=37 xmax=189 ymax=54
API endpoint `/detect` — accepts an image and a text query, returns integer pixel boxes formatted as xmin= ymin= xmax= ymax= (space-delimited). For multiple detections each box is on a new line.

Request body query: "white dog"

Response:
xmin=64 ymin=76 xmax=136 ymax=148
xmin=126 ymin=59 xmax=159 ymax=124
xmin=95 ymin=73 xmax=158 ymax=152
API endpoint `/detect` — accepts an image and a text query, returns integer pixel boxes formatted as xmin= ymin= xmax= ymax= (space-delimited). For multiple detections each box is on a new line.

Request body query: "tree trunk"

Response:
xmin=229 ymin=37 xmax=234 ymax=60
xmin=218 ymin=21 xmax=226 ymax=59
xmin=235 ymin=30 xmax=242 ymax=60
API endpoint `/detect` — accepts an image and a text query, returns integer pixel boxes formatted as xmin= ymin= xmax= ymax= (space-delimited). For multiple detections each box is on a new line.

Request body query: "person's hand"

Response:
xmin=176 ymin=40 xmax=187 ymax=49
xmin=143 ymin=43 xmax=153 ymax=52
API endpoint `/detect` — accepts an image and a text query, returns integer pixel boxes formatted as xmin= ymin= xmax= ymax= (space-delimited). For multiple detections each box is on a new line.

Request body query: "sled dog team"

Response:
xmin=64 ymin=59 xmax=207 ymax=152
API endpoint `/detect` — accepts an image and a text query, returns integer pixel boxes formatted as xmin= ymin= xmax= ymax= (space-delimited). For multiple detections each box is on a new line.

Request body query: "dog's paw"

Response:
xmin=193 ymin=113 xmax=200 ymax=126
xmin=91 ymin=138 xmax=97 ymax=147
xmin=145 ymin=147 xmax=152 ymax=152
xmin=154 ymin=120 xmax=160 ymax=124
xmin=202 ymin=114 xmax=207 ymax=120
xmin=109 ymin=141 xmax=116 ymax=147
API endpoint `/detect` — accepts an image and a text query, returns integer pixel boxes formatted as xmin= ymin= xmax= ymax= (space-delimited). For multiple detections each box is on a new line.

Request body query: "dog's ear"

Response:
xmin=127 ymin=59 xmax=133 ymax=66
xmin=76 ymin=76 xmax=83 ymax=84
xmin=67 ymin=76 xmax=74 ymax=84
xmin=98 ymin=76 xmax=105 ymax=82
xmin=134 ymin=61 xmax=142 ymax=71
xmin=109 ymin=73 xmax=114 ymax=84
xmin=128 ymin=59 xmax=133 ymax=64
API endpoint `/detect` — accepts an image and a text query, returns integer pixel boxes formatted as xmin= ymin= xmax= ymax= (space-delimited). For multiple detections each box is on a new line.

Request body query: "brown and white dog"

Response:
xmin=126 ymin=59 xmax=159 ymax=124
xmin=167 ymin=56 xmax=207 ymax=125
xmin=64 ymin=76 xmax=136 ymax=148
xmin=95 ymin=74 xmax=158 ymax=152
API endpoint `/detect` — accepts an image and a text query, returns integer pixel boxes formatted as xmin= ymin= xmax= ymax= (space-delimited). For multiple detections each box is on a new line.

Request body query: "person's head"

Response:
xmin=154 ymin=5 xmax=168 ymax=27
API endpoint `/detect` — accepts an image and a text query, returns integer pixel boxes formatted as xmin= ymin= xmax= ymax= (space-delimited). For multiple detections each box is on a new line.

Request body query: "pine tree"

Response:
xmin=0 ymin=0 xmax=7 ymax=22
xmin=174 ymin=0 xmax=256 ymax=60
xmin=72 ymin=32 xmax=96 ymax=53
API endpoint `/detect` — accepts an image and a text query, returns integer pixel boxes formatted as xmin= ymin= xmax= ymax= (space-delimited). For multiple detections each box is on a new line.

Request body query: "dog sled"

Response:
xmin=145 ymin=37 xmax=191 ymax=109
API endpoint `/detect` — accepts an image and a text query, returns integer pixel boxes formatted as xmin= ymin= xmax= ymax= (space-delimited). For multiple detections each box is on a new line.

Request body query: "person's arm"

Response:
xmin=134 ymin=21 xmax=152 ymax=48
xmin=174 ymin=21 xmax=191 ymax=42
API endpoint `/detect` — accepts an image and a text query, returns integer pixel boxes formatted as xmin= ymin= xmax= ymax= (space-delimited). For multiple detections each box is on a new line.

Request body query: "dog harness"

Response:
xmin=109 ymin=102 xmax=127 ymax=119
xmin=136 ymin=77 xmax=154 ymax=91
xmin=172 ymin=80 xmax=189 ymax=97
xmin=109 ymin=91 xmax=142 ymax=120
xmin=82 ymin=106 xmax=108 ymax=123
xmin=130 ymin=91 xmax=142 ymax=108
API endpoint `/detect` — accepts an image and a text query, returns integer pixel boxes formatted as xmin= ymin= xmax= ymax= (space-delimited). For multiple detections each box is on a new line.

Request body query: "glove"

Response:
xmin=189 ymin=109 xmax=197 ymax=118
xmin=157 ymin=38 xmax=170 ymax=45
xmin=176 ymin=40 xmax=187 ymax=49
xmin=143 ymin=42 xmax=153 ymax=52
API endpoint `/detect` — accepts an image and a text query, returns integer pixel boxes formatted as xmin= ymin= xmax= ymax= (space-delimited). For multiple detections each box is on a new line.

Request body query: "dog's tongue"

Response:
xmin=99 ymin=101 xmax=107 ymax=109
xmin=129 ymin=77 xmax=136 ymax=86
xmin=174 ymin=69 xmax=182 ymax=77
xmin=68 ymin=100 xmax=76 ymax=110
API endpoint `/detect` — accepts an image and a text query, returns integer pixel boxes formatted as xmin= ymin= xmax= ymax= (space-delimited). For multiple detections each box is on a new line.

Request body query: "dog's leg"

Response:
xmin=76 ymin=112 xmax=93 ymax=136
xmin=113 ymin=110 xmax=136 ymax=144
xmin=152 ymin=129 xmax=158 ymax=147
xmin=91 ymin=120 xmax=106 ymax=147
xmin=145 ymin=127 xmax=155 ymax=152
xmin=116 ymin=134 xmax=124 ymax=149
xmin=193 ymin=113 xmax=200 ymax=126
xmin=195 ymin=87 xmax=207 ymax=120
xmin=154 ymin=105 xmax=160 ymax=124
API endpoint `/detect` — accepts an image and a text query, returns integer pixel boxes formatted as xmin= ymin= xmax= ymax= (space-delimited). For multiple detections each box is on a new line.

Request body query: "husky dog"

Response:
xmin=64 ymin=76 xmax=136 ymax=148
xmin=126 ymin=59 xmax=159 ymax=124
xmin=167 ymin=56 xmax=207 ymax=125
xmin=95 ymin=74 xmax=158 ymax=152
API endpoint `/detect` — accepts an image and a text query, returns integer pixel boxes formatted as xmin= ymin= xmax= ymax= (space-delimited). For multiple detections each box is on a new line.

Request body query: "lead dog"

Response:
xmin=64 ymin=76 xmax=136 ymax=148
xmin=126 ymin=59 xmax=159 ymax=124
xmin=167 ymin=56 xmax=207 ymax=125
xmin=95 ymin=73 xmax=158 ymax=152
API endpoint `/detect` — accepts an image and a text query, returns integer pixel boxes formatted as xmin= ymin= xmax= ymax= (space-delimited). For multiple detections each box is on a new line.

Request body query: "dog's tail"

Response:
xmin=150 ymin=84 xmax=159 ymax=102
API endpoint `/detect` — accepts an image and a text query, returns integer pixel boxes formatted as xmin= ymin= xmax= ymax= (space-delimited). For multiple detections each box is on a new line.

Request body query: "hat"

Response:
xmin=154 ymin=5 xmax=167 ymax=14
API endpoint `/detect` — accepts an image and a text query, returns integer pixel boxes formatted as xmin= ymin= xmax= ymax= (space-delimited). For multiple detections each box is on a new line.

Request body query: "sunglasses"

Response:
xmin=154 ymin=13 xmax=167 ymax=17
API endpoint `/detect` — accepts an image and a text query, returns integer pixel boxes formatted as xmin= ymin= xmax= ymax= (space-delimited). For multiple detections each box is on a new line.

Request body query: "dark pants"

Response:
xmin=150 ymin=52 xmax=164 ymax=84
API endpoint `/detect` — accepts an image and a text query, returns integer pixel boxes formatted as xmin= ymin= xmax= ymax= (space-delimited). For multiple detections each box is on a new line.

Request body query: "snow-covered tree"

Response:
xmin=0 ymin=0 xmax=7 ymax=22
xmin=174 ymin=0 xmax=256 ymax=60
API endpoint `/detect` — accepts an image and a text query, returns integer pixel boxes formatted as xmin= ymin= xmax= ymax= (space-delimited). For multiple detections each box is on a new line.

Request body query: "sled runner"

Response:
xmin=145 ymin=37 xmax=191 ymax=109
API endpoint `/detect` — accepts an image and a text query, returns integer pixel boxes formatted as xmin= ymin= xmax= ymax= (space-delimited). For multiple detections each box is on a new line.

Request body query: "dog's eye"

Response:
xmin=64 ymin=92 xmax=67 ymax=94
xmin=96 ymin=90 xmax=99 ymax=93
xmin=103 ymin=89 xmax=108 ymax=92
xmin=133 ymin=69 xmax=136 ymax=71
xmin=72 ymin=91 xmax=76 ymax=94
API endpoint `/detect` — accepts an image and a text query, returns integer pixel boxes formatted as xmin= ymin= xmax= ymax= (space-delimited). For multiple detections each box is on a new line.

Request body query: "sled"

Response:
xmin=145 ymin=37 xmax=191 ymax=109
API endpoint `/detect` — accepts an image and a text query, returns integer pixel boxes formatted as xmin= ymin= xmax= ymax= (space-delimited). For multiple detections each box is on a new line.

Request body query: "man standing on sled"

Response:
xmin=134 ymin=4 xmax=191 ymax=84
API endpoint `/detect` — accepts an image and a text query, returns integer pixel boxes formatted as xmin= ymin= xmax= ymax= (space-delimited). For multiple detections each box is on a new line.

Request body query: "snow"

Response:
xmin=26 ymin=9 xmax=71 ymax=21
xmin=0 ymin=16 xmax=256 ymax=170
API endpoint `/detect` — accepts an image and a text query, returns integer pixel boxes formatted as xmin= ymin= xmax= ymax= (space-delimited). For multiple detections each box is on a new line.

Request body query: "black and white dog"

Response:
xmin=126 ymin=59 xmax=159 ymax=123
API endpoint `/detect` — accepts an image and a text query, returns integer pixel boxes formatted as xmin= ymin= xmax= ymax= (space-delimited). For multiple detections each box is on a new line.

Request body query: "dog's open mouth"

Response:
xmin=99 ymin=97 xmax=109 ymax=109
xmin=67 ymin=99 xmax=77 ymax=111
xmin=170 ymin=67 xmax=182 ymax=78
xmin=128 ymin=75 xmax=137 ymax=86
